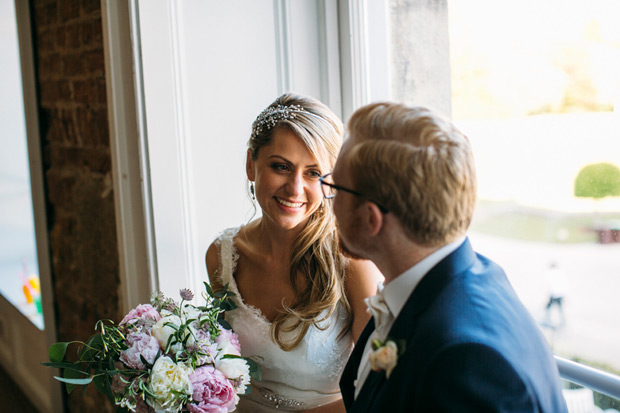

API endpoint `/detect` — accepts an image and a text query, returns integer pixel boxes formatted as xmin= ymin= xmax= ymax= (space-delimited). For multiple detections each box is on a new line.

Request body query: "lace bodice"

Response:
xmin=213 ymin=227 xmax=353 ymax=412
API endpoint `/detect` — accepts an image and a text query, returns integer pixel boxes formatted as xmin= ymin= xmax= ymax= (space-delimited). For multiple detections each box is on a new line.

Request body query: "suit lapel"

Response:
xmin=388 ymin=239 xmax=476 ymax=341
xmin=341 ymin=318 xmax=375 ymax=408
xmin=343 ymin=239 xmax=477 ymax=411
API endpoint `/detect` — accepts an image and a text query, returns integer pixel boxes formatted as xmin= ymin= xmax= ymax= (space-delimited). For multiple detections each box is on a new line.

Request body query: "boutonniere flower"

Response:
xmin=369 ymin=338 xmax=405 ymax=378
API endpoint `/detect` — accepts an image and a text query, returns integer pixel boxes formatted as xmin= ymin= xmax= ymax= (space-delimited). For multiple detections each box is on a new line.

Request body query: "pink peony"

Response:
xmin=120 ymin=332 xmax=160 ymax=370
xmin=216 ymin=328 xmax=241 ymax=355
xmin=120 ymin=304 xmax=162 ymax=326
xmin=187 ymin=366 xmax=237 ymax=413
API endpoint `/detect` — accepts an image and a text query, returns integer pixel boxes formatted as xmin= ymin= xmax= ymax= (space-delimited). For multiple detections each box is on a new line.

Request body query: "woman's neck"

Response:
xmin=250 ymin=218 xmax=305 ymax=261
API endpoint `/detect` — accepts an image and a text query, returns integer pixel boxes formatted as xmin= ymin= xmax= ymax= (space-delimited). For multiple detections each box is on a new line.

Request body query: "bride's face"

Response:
xmin=247 ymin=127 xmax=325 ymax=232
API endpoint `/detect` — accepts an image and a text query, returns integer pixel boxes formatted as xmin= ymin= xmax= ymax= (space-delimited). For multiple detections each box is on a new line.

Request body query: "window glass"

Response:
xmin=446 ymin=0 xmax=620 ymax=379
xmin=0 ymin=0 xmax=43 ymax=329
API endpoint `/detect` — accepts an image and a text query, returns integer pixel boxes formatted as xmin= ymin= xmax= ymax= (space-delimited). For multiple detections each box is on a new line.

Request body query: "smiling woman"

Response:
xmin=204 ymin=93 xmax=382 ymax=412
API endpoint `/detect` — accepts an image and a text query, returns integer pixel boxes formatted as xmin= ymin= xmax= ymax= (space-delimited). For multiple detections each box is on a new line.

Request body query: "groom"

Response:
xmin=329 ymin=103 xmax=567 ymax=411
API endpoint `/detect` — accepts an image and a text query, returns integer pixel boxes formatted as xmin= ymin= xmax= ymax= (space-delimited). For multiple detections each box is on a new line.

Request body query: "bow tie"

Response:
xmin=365 ymin=291 xmax=391 ymax=330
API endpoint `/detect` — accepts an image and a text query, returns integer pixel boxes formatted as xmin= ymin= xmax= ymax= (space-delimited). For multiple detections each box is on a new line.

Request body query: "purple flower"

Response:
xmin=180 ymin=288 xmax=194 ymax=301
xmin=120 ymin=332 xmax=160 ymax=370
xmin=191 ymin=329 xmax=217 ymax=365
xmin=187 ymin=366 xmax=237 ymax=413
xmin=120 ymin=304 xmax=161 ymax=326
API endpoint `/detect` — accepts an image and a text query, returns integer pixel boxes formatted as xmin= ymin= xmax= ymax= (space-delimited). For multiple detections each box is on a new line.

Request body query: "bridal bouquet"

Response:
xmin=44 ymin=283 xmax=260 ymax=412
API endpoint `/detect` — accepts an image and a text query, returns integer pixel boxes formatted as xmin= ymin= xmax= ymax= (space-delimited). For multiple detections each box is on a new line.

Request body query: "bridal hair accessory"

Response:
xmin=369 ymin=338 xmax=404 ymax=378
xmin=43 ymin=284 xmax=262 ymax=412
xmin=251 ymin=104 xmax=305 ymax=139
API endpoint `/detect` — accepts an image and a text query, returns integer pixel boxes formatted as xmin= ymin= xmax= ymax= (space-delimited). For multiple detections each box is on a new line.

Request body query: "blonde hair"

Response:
xmin=248 ymin=93 xmax=350 ymax=350
xmin=346 ymin=102 xmax=477 ymax=247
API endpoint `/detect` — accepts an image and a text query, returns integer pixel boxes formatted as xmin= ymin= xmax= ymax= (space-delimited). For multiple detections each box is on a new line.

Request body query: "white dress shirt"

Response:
xmin=354 ymin=236 xmax=466 ymax=399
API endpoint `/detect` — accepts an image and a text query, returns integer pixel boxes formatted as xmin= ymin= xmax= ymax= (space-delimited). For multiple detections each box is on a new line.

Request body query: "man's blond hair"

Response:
xmin=346 ymin=102 xmax=477 ymax=246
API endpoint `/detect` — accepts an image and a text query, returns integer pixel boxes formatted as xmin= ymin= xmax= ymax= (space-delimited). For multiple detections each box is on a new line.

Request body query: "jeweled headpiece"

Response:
xmin=251 ymin=104 xmax=305 ymax=139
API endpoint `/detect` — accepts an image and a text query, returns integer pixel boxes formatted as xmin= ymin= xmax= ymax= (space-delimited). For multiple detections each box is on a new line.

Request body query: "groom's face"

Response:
xmin=332 ymin=139 xmax=367 ymax=259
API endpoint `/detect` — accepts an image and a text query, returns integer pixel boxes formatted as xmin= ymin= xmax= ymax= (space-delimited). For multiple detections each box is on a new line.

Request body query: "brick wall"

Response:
xmin=31 ymin=0 xmax=121 ymax=410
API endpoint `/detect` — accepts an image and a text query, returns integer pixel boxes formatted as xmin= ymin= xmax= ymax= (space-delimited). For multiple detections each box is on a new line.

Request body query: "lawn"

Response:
xmin=471 ymin=200 xmax=620 ymax=244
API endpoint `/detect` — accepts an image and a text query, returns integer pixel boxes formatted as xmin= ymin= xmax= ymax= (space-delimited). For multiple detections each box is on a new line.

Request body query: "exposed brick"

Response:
xmin=38 ymin=52 xmax=62 ymax=78
xmin=62 ymin=52 xmax=85 ymax=76
xmin=59 ymin=0 xmax=80 ymax=22
xmin=72 ymin=79 xmax=94 ymax=104
xmin=79 ymin=18 xmax=102 ymax=47
xmin=45 ymin=172 xmax=74 ymax=206
xmin=64 ymin=21 xmax=81 ymax=50
xmin=39 ymin=80 xmax=59 ymax=105
xmin=72 ymin=78 xmax=106 ymax=105
xmin=47 ymin=108 xmax=80 ymax=145
xmin=74 ymin=107 xmax=109 ymax=148
xmin=83 ymin=48 xmax=105 ymax=76
xmin=58 ymin=80 xmax=72 ymax=101
xmin=82 ymin=147 xmax=111 ymax=173
xmin=55 ymin=26 xmax=66 ymax=49
xmin=96 ymin=76 xmax=107 ymax=105
xmin=82 ymin=0 xmax=101 ymax=16
xmin=33 ymin=1 xmax=57 ymax=27
xmin=49 ymin=145 xmax=83 ymax=169
xmin=38 ymin=28 xmax=55 ymax=51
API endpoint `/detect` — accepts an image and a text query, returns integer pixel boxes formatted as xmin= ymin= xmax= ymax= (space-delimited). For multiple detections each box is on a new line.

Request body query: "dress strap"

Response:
xmin=213 ymin=227 xmax=241 ymax=289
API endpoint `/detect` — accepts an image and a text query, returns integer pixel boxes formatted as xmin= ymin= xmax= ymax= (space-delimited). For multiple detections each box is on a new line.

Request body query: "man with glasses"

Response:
xmin=324 ymin=103 xmax=567 ymax=412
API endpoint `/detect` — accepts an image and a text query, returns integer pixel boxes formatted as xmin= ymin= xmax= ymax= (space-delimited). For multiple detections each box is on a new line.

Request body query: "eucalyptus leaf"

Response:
xmin=204 ymin=281 xmax=214 ymax=297
xmin=218 ymin=318 xmax=232 ymax=331
xmin=49 ymin=342 xmax=69 ymax=363
xmin=55 ymin=376 xmax=94 ymax=385
xmin=42 ymin=361 xmax=82 ymax=370
xmin=245 ymin=358 xmax=262 ymax=382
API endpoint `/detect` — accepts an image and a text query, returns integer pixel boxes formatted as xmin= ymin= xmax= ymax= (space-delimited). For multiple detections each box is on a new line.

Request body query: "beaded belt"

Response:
xmin=258 ymin=387 xmax=305 ymax=409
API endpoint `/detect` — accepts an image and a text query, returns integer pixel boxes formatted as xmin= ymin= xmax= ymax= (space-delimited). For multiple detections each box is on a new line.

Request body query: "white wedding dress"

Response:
xmin=213 ymin=227 xmax=353 ymax=412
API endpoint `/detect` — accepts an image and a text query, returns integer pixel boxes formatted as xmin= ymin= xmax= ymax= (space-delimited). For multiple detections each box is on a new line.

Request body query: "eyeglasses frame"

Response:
xmin=319 ymin=173 xmax=389 ymax=213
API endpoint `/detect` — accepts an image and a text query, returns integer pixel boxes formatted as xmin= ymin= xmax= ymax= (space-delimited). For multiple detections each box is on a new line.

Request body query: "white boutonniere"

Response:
xmin=369 ymin=338 xmax=404 ymax=378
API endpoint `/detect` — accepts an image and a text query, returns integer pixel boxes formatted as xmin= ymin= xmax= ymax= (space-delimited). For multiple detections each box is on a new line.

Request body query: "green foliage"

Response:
xmin=574 ymin=162 xmax=620 ymax=199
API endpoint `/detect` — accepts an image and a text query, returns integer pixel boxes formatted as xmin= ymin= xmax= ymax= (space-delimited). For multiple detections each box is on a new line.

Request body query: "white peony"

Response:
xmin=151 ymin=313 xmax=196 ymax=354
xmin=215 ymin=353 xmax=251 ymax=393
xmin=147 ymin=356 xmax=193 ymax=412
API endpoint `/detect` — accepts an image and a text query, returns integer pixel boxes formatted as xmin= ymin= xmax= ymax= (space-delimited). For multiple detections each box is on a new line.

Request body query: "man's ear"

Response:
xmin=246 ymin=149 xmax=255 ymax=181
xmin=365 ymin=202 xmax=385 ymax=237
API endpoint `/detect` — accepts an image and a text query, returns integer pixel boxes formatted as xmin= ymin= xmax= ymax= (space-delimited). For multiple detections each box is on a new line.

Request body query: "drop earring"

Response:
xmin=250 ymin=182 xmax=255 ymax=200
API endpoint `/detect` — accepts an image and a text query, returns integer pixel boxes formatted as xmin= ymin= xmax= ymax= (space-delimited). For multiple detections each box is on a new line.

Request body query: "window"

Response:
xmin=445 ymin=0 xmax=620 ymax=379
xmin=0 ymin=1 xmax=61 ymax=411
xmin=0 ymin=0 xmax=42 ymax=329
xmin=106 ymin=0 xmax=620 ymax=405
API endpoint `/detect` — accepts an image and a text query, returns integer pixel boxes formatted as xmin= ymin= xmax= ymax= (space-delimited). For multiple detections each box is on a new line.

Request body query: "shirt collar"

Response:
xmin=381 ymin=236 xmax=466 ymax=319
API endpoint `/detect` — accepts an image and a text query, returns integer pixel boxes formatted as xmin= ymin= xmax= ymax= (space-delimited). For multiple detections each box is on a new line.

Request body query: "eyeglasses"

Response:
xmin=319 ymin=173 xmax=389 ymax=213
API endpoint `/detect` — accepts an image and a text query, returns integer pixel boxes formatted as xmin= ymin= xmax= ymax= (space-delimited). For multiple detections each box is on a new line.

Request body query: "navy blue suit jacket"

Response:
xmin=340 ymin=239 xmax=567 ymax=412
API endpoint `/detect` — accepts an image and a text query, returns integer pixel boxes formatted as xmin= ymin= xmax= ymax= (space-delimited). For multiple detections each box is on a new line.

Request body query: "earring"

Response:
xmin=250 ymin=182 xmax=255 ymax=200
xmin=319 ymin=200 xmax=324 ymax=213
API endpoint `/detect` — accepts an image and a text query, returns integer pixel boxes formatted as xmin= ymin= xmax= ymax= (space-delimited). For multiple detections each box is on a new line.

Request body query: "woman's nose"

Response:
xmin=287 ymin=173 xmax=304 ymax=196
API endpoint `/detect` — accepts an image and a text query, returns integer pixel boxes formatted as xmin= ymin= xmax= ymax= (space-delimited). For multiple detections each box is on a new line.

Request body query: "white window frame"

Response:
xmin=103 ymin=0 xmax=620 ymax=404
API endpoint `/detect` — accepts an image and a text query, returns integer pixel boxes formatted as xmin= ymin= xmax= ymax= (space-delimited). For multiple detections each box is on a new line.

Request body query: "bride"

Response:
xmin=206 ymin=93 xmax=381 ymax=412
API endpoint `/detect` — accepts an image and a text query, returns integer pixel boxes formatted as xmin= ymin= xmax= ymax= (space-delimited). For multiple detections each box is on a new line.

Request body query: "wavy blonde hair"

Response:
xmin=248 ymin=93 xmax=350 ymax=351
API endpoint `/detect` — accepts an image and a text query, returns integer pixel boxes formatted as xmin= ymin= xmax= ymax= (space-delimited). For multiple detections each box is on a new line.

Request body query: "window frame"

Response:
xmin=102 ymin=0 xmax=620 ymax=404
